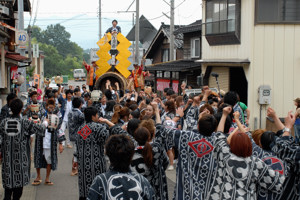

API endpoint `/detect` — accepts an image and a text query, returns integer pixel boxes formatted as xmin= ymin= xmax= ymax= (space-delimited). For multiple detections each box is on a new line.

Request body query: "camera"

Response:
xmin=211 ymin=72 xmax=219 ymax=78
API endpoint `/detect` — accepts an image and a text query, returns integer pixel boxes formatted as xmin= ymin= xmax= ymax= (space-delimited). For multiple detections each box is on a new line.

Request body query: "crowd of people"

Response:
xmin=0 ymin=81 xmax=299 ymax=200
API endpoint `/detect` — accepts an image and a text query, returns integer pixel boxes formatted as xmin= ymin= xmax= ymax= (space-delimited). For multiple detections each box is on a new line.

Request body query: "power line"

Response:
xmin=28 ymin=0 xmax=34 ymax=25
xmin=32 ymin=0 xmax=40 ymax=26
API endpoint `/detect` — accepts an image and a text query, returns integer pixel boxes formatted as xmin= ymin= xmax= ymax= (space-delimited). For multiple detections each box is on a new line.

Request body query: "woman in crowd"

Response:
xmin=111 ymin=106 xmax=130 ymax=126
xmin=130 ymin=127 xmax=169 ymax=200
xmin=206 ymin=107 xmax=285 ymax=200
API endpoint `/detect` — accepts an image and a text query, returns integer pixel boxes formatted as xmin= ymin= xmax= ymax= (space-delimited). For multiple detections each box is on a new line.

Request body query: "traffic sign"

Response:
xmin=16 ymin=30 xmax=28 ymax=46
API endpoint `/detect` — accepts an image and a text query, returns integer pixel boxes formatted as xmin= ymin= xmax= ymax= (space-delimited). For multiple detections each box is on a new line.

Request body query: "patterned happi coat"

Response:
xmin=157 ymin=125 xmax=218 ymax=200
xmin=34 ymin=113 xmax=65 ymax=170
xmin=270 ymin=135 xmax=300 ymax=200
xmin=244 ymin=131 xmax=288 ymax=200
xmin=87 ymin=170 xmax=155 ymax=200
xmin=0 ymin=116 xmax=45 ymax=189
xmin=109 ymin=125 xmax=168 ymax=199
xmin=76 ymin=122 xmax=111 ymax=198
xmin=185 ymin=105 xmax=200 ymax=131
xmin=68 ymin=108 xmax=85 ymax=142
xmin=130 ymin=142 xmax=169 ymax=200
xmin=206 ymin=132 xmax=285 ymax=200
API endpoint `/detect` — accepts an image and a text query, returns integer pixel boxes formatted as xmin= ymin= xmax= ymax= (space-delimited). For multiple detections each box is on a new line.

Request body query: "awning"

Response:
xmin=145 ymin=59 xmax=201 ymax=72
xmin=195 ymin=59 xmax=250 ymax=66
xmin=0 ymin=51 xmax=30 ymax=62
xmin=0 ymin=51 xmax=31 ymax=65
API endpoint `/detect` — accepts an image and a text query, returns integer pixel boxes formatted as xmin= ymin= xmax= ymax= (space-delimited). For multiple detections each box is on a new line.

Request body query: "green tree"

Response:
xmin=30 ymin=24 xmax=87 ymax=78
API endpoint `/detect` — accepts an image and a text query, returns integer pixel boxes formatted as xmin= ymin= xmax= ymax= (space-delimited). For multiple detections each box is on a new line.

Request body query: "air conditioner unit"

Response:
xmin=0 ymin=5 xmax=9 ymax=16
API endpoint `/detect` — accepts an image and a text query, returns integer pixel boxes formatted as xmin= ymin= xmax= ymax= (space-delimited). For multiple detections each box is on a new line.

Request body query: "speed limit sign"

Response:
xmin=16 ymin=30 xmax=28 ymax=46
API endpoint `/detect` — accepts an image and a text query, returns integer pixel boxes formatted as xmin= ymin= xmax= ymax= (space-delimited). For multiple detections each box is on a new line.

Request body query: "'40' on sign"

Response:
xmin=16 ymin=31 xmax=28 ymax=45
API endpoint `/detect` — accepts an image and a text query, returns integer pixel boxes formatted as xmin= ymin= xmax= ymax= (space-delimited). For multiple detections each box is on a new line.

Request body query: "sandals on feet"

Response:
xmin=32 ymin=180 xmax=42 ymax=186
xmin=70 ymin=171 xmax=78 ymax=176
xmin=44 ymin=181 xmax=54 ymax=186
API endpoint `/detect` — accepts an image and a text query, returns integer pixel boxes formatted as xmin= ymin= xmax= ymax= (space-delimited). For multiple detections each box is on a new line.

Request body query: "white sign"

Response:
xmin=16 ymin=30 xmax=28 ymax=46
xmin=33 ymin=44 xmax=39 ymax=58
xmin=90 ymin=48 xmax=99 ymax=62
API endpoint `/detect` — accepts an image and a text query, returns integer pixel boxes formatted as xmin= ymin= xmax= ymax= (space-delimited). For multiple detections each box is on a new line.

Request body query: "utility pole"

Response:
xmin=132 ymin=13 xmax=135 ymax=65
xmin=18 ymin=0 xmax=26 ymax=92
xmin=27 ymin=25 xmax=32 ymax=60
xmin=135 ymin=0 xmax=139 ymax=64
xmin=170 ymin=0 xmax=175 ymax=61
xmin=99 ymin=0 xmax=102 ymax=39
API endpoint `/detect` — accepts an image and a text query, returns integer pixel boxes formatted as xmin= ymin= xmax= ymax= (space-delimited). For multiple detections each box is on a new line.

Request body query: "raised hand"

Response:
xmin=233 ymin=111 xmax=240 ymax=120
xmin=223 ymin=106 xmax=232 ymax=116
xmin=151 ymin=101 xmax=158 ymax=111
xmin=267 ymin=107 xmax=276 ymax=118
xmin=176 ymin=107 xmax=184 ymax=118
xmin=284 ymin=111 xmax=296 ymax=129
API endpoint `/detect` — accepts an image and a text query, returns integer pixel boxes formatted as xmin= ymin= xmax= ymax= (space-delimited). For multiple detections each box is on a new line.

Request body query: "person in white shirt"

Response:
xmin=32 ymin=99 xmax=65 ymax=186
xmin=61 ymin=90 xmax=73 ymax=148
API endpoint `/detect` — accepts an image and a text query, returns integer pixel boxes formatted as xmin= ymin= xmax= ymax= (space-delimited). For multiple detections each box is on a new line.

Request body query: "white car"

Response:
xmin=49 ymin=80 xmax=58 ymax=90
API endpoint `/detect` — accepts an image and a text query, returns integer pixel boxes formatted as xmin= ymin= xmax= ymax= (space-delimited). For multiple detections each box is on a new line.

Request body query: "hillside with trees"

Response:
xmin=31 ymin=24 xmax=90 ymax=78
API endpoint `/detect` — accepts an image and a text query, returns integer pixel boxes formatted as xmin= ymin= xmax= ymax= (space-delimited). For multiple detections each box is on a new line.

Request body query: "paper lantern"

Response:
xmin=47 ymin=114 xmax=59 ymax=132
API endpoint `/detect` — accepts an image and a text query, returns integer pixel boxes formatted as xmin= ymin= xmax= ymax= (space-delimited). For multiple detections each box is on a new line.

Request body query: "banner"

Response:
xmin=157 ymin=79 xmax=170 ymax=91
xmin=172 ymin=80 xmax=179 ymax=93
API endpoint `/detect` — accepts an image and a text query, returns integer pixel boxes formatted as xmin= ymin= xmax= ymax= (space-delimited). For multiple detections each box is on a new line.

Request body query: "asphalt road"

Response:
xmin=0 ymin=144 xmax=176 ymax=200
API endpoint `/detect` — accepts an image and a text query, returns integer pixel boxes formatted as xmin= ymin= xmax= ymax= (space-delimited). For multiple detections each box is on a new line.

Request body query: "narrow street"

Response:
xmin=0 ymin=144 xmax=176 ymax=200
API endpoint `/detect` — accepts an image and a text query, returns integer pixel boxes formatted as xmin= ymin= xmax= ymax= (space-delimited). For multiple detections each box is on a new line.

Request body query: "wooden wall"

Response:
xmin=202 ymin=0 xmax=300 ymax=129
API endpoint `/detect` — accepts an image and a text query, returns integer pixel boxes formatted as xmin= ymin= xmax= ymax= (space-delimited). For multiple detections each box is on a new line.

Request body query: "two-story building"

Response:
xmin=0 ymin=0 xmax=31 ymax=107
xmin=201 ymin=0 xmax=300 ymax=129
xmin=145 ymin=21 xmax=202 ymax=94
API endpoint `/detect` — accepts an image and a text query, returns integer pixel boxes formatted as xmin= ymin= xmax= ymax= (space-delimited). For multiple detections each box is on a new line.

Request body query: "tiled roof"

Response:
xmin=174 ymin=20 xmax=202 ymax=34
xmin=145 ymin=59 xmax=201 ymax=72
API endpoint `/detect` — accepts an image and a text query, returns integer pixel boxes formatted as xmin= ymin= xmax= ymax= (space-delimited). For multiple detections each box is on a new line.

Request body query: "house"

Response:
xmin=145 ymin=21 xmax=202 ymax=94
xmin=0 ymin=0 xmax=31 ymax=106
xmin=200 ymin=0 xmax=300 ymax=129
xmin=126 ymin=15 xmax=157 ymax=70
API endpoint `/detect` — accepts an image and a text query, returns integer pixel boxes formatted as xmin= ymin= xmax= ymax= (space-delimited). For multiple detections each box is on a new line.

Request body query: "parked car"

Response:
xmin=185 ymin=88 xmax=218 ymax=98
xmin=73 ymin=69 xmax=86 ymax=81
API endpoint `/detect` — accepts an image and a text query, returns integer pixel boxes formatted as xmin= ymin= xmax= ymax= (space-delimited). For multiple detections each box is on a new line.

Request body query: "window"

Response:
xmin=162 ymin=49 xmax=169 ymax=62
xmin=157 ymin=71 xmax=163 ymax=78
xmin=205 ymin=0 xmax=241 ymax=45
xmin=164 ymin=71 xmax=171 ymax=78
xmin=206 ymin=0 xmax=237 ymax=35
xmin=172 ymin=72 xmax=179 ymax=79
xmin=191 ymin=38 xmax=200 ymax=58
xmin=256 ymin=0 xmax=300 ymax=23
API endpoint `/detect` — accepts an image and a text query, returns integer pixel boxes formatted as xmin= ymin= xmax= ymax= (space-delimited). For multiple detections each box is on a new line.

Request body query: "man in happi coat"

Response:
xmin=75 ymin=106 xmax=112 ymax=200
xmin=0 ymin=99 xmax=46 ymax=199
xmin=68 ymin=97 xmax=84 ymax=176
xmin=32 ymin=99 xmax=65 ymax=186
xmin=88 ymin=134 xmax=155 ymax=200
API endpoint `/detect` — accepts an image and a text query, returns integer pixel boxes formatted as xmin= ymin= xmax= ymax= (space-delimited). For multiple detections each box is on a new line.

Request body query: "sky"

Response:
xmin=24 ymin=0 xmax=202 ymax=50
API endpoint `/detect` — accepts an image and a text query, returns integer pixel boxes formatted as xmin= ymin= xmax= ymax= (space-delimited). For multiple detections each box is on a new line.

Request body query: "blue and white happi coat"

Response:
xmin=87 ymin=170 xmax=155 ymax=200
xmin=0 ymin=116 xmax=46 ymax=189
